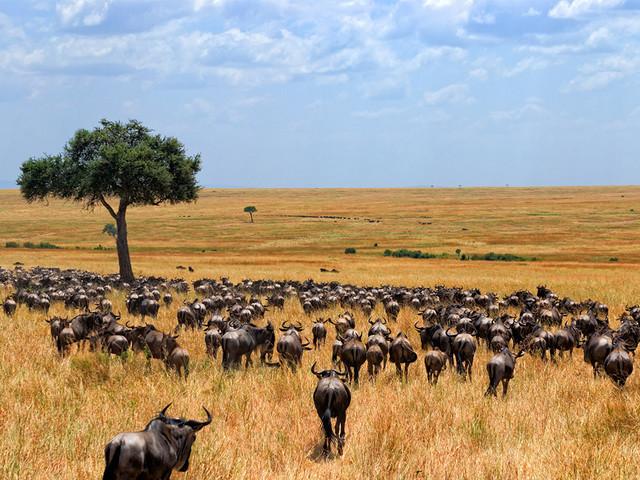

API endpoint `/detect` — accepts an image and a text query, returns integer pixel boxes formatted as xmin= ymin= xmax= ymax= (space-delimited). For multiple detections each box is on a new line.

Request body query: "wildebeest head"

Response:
xmin=310 ymin=361 xmax=347 ymax=379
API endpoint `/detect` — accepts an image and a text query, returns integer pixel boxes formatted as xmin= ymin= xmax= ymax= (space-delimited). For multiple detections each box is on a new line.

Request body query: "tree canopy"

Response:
xmin=17 ymin=119 xmax=201 ymax=281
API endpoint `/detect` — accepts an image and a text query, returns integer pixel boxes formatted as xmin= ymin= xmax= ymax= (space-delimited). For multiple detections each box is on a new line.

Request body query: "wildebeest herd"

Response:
xmin=2 ymin=267 xmax=639 ymax=478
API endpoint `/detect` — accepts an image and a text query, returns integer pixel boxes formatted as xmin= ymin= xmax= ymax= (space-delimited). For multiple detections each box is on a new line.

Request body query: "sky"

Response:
xmin=0 ymin=0 xmax=639 ymax=188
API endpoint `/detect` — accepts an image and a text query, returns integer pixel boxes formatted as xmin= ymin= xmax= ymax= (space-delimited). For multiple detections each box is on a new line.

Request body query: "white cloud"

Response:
xmin=423 ymin=83 xmax=473 ymax=105
xmin=549 ymin=0 xmax=624 ymax=19
xmin=491 ymin=99 xmax=547 ymax=121
xmin=568 ymin=70 xmax=623 ymax=90
xmin=56 ymin=0 xmax=112 ymax=27
xmin=504 ymin=57 xmax=551 ymax=77
xmin=524 ymin=7 xmax=541 ymax=16
xmin=469 ymin=67 xmax=488 ymax=80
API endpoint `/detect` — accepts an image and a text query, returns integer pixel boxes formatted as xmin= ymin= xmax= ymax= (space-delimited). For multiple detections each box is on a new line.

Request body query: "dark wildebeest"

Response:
xmin=366 ymin=344 xmax=384 ymax=380
xmin=103 ymin=403 xmax=212 ymax=480
xmin=554 ymin=321 xmax=581 ymax=358
xmin=485 ymin=347 xmax=525 ymax=397
xmin=2 ymin=298 xmax=17 ymax=317
xmin=311 ymin=362 xmax=351 ymax=457
xmin=70 ymin=312 xmax=103 ymax=349
xmin=276 ymin=321 xmax=312 ymax=371
xmin=332 ymin=339 xmax=343 ymax=366
xmin=45 ymin=316 xmax=67 ymax=344
xmin=583 ymin=332 xmax=614 ymax=377
xmin=328 ymin=313 xmax=355 ymax=336
xmin=424 ymin=349 xmax=448 ymax=385
xmin=388 ymin=332 xmax=418 ymax=381
xmin=89 ymin=332 xmax=130 ymax=356
xmin=604 ymin=342 xmax=634 ymax=387
xmin=384 ymin=300 xmax=400 ymax=321
xmin=490 ymin=335 xmax=508 ymax=353
xmin=204 ymin=325 xmax=222 ymax=359
xmin=339 ymin=334 xmax=366 ymax=384
xmin=446 ymin=327 xmax=477 ymax=381
xmin=414 ymin=322 xmax=452 ymax=366
xmin=366 ymin=334 xmax=389 ymax=370
xmin=57 ymin=323 xmax=76 ymax=356
xmin=221 ymin=322 xmax=275 ymax=370
xmin=312 ymin=318 xmax=329 ymax=349
xmin=368 ymin=318 xmax=391 ymax=338
xmin=140 ymin=298 xmax=160 ymax=319
xmin=177 ymin=304 xmax=198 ymax=330
xmin=162 ymin=335 xmax=190 ymax=378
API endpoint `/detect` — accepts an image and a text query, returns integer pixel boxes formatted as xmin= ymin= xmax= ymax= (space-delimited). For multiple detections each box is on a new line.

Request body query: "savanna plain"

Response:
xmin=1 ymin=187 xmax=640 ymax=480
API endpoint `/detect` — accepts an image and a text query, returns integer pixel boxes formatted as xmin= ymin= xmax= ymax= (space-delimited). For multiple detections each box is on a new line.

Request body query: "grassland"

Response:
xmin=1 ymin=187 xmax=640 ymax=479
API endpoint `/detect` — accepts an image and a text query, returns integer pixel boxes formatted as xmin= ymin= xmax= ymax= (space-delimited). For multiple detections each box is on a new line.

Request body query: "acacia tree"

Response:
xmin=244 ymin=205 xmax=257 ymax=223
xmin=18 ymin=119 xmax=201 ymax=282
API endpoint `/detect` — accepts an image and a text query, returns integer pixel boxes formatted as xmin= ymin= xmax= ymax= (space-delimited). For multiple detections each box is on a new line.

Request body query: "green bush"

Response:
xmin=344 ymin=247 xmax=357 ymax=254
xmin=384 ymin=249 xmax=442 ymax=259
xmin=609 ymin=257 xmax=619 ymax=262
xmin=466 ymin=252 xmax=534 ymax=262
xmin=22 ymin=241 xmax=60 ymax=249
xmin=5 ymin=241 xmax=19 ymax=248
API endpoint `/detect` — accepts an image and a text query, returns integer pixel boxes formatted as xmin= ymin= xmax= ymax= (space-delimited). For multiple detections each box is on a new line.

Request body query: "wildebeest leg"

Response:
xmin=245 ymin=352 xmax=253 ymax=368
xmin=467 ymin=360 xmax=473 ymax=382
xmin=502 ymin=379 xmax=509 ymax=397
xmin=404 ymin=363 xmax=410 ymax=382
xmin=354 ymin=365 xmax=361 ymax=385
xmin=395 ymin=361 xmax=402 ymax=379
xmin=337 ymin=412 xmax=346 ymax=455
xmin=558 ymin=350 xmax=564 ymax=359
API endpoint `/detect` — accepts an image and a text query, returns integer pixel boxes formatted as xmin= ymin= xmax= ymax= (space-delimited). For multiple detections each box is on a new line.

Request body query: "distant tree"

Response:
xmin=455 ymin=248 xmax=461 ymax=257
xmin=17 ymin=119 xmax=201 ymax=282
xmin=103 ymin=223 xmax=117 ymax=238
xmin=244 ymin=205 xmax=257 ymax=223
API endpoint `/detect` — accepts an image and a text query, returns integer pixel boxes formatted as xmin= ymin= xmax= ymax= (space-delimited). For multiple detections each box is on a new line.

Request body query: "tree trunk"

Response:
xmin=249 ymin=212 xmax=254 ymax=223
xmin=115 ymin=203 xmax=135 ymax=283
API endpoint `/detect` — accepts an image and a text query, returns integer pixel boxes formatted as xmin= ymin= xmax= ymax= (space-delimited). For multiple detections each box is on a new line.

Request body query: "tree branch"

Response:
xmin=99 ymin=195 xmax=118 ymax=220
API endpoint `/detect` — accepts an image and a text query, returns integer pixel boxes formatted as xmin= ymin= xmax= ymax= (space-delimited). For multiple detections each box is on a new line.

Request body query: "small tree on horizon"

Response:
xmin=244 ymin=205 xmax=257 ymax=223
xmin=18 ymin=119 xmax=201 ymax=282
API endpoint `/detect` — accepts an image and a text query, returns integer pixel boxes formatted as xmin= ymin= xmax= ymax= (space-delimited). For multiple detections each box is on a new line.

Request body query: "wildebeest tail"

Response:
xmin=102 ymin=442 xmax=120 ymax=480
xmin=321 ymin=392 xmax=335 ymax=442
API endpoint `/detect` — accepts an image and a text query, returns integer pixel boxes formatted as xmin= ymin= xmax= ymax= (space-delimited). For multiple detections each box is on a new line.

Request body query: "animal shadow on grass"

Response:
xmin=306 ymin=441 xmax=340 ymax=462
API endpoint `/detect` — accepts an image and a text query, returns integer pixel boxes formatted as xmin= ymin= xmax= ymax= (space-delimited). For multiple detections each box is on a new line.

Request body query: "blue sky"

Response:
xmin=0 ymin=0 xmax=639 ymax=187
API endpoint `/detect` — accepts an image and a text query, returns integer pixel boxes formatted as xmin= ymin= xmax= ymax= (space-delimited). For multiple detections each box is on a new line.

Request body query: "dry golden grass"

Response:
xmin=1 ymin=187 xmax=640 ymax=479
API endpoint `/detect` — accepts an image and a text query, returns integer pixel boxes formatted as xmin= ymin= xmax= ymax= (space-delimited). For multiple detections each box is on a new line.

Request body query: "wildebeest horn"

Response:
xmin=186 ymin=407 xmax=212 ymax=431
xmin=382 ymin=317 xmax=388 ymax=325
xmin=368 ymin=318 xmax=374 ymax=325
xmin=414 ymin=321 xmax=425 ymax=332
xmin=445 ymin=327 xmax=457 ymax=338
xmin=159 ymin=403 xmax=172 ymax=417
xmin=294 ymin=321 xmax=303 ymax=331
xmin=327 ymin=319 xmax=337 ymax=325
xmin=126 ymin=321 xmax=133 ymax=328
xmin=311 ymin=361 xmax=320 ymax=376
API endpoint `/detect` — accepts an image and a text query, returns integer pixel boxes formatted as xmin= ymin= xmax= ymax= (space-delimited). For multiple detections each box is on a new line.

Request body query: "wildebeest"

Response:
xmin=57 ymin=323 xmax=76 ymax=356
xmin=424 ymin=349 xmax=448 ymax=385
xmin=554 ymin=321 xmax=580 ymax=358
xmin=311 ymin=362 xmax=351 ymax=457
xmin=339 ymin=334 xmax=367 ymax=384
xmin=162 ymin=335 xmax=190 ymax=378
xmin=276 ymin=321 xmax=312 ymax=371
xmin=328 ymin=313 xmax=355 ymax=336
xmin=447 ymin=328 xmax=477 ymax=381
xmin=2 ymin=297 xmax=17 ymax=317
xmin=103 ymin=403 xmax=212 ymax=480
xmin=388 ymin=332 xmax=418 ymax=381
xmin=311 ymin=318 xmax=329 ymax=350
xmin=414 ymin=322 xmax=452 ymax=365
xmin=366 ymin=344 xmax=384 ymax=380
xmin=367 ymin=317 xmax=391 ymax=338
xmin=140 ymin=298 xmax=160 ymax=319
xmin=582 ymin=331 xmax=614 ymax=377
xmin=485 ymin=347 xmax=525 ymax=397
xmin=366 ymin=334 xmax=389 ymax=370
xmin=204 ymin=325 xmax=222 ymax=359
xmin=221 ymin=322 xmax=275 ymax=370
xmin=604 ymin=342 xmax=633 ymax=387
